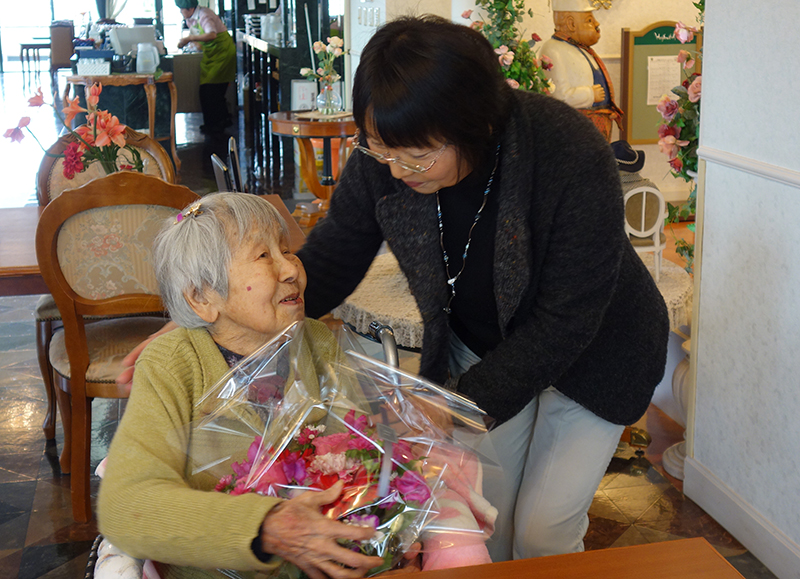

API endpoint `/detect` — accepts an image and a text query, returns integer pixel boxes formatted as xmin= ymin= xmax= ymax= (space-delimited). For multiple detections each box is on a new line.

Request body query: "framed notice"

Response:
xmin=620 ymin=21 xmax=702 ymax=144
xmin=291 ymin=79 xmax=318 ymax=111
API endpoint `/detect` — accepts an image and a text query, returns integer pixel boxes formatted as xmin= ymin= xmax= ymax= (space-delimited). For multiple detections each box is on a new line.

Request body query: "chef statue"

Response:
xmin=540 ymin=0 xmax=622 ymax=141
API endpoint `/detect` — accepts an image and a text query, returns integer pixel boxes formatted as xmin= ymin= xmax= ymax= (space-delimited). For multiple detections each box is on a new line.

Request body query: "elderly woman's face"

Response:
xmin=204 ymin=231 xmax=306 ymax=356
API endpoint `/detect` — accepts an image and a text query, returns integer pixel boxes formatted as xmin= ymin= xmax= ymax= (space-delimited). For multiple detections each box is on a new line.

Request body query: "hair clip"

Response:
xmin=174 ymin=202 xmax=204 ymax=224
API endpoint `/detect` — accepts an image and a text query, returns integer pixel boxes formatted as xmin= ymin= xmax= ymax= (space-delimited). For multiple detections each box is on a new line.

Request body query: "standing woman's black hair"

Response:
xmin=352 ymin=15 xmax=514 ymax=171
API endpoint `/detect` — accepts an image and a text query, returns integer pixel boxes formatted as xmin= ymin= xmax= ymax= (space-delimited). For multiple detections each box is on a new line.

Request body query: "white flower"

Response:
xmin=300 ymin=67 xmax=313 ymax=76
xmin=328 ymin=36 xmax=344 ymax=48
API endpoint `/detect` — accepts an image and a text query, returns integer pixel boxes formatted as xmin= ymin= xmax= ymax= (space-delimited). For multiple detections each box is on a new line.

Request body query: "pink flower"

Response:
xmin=348 ymin=434 xmax=374 ymax=450
xmin=86 ymin=82 xmax=103 ymax=107
xmin=541 ymin=55 xmax=553 ymax=71
xmin=391 ymin=470 xmax=430 ymax=504
xmin=62 ymin=96 xmax=87 ymax=127
xmin=281 ymin=451 xmax=308 ymax=484
xmin=674 ymin=21 xmax=698 ymax=44
xmin=669 ymin=157 xmax=684 ymax=172
xmin=657 ymin=95 xmax=679 ymax=122
xmin=393 ymin=440 xmax=413 ymax=463
xmin=28 ymin=87 xmax=45 ymax=107
xmin=470 ymin=21 xmax=484 ymax=31
xmin=214 ymin=474 xmax=235 ymax=492
xmin=93 ymin=111 xmax=127 ymax=148
xmin=297 ymin=425 xmax=325 ymax=445
xmin=677 ymin=50 xmax=695 ymax=69
xmin=499 ymin=51 xmax=514 ymax=67
xmin=252 ymin=460 xmax=290 ymax=494
xmin=494 ymin=45 xmax=509 ymax=55
xmin=4 ymin=117 xmax=30 ymax=143
xmin=658 ymin=135 xmax=689 ymax=160
xmin=312 ymin=40 xmax=326 ymax=54
xmin=687 ymin=76 xmax=702 ymax=103
xmin=461 ymin=9 xmax=473 ymax=19
xmin=313 ymin=432 xmax=351 ymax=455
xmin=344 ymin=410 xmax=368 ymax=433
xmin=531 ymin=33 xmax=542 ymax=42
xmin=506 ymin=78 xmax=520 ymax=89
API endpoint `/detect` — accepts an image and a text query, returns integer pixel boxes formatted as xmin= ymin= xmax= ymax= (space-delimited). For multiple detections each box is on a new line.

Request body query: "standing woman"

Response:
xmin=296 ymin=15 xmax=670 ymax=562
xmin=175 ymin=0 xmax=236 ymax=136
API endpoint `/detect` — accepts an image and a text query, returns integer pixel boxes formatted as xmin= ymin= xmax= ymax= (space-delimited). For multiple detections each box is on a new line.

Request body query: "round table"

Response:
xmin=333 ymin=251 xmax=693 ymax=349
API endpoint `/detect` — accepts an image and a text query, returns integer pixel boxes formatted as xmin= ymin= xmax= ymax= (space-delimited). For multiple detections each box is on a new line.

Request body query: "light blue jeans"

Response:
xmin=449 ymin=333 xmax=624 ymax=562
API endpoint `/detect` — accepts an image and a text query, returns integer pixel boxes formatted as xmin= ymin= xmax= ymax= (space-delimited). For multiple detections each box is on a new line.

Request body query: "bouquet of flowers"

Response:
xmin=656 ymin=19 xmax=702 ymax=273
xmin=187 ymin=321 xmax=500 ymax=578
xmin=462 ymin=1 xmax=552 ymax=94
xmin=300 ymin=36 xmax=345 ymax=86
xmin=4 ymin=83 xmax=144 ymax=178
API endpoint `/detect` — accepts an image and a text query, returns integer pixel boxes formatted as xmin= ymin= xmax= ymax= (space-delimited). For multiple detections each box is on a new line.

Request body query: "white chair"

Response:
xmin=624 ymin=185 xmax=668 ymax=283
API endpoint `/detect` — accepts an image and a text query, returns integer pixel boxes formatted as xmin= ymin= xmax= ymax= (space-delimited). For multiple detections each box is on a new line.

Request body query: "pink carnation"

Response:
xmin=313 ymin=432 xmax=351 ymax=455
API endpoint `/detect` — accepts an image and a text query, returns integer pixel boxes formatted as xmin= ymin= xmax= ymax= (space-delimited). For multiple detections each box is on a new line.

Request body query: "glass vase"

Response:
xmin=316 ymin=83 xmax=342 ymax=116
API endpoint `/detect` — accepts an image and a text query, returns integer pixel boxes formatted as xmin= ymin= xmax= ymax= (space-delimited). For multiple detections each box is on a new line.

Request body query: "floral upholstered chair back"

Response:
xmin=37 ymin=127 xmax=176 ymax=206
xmin=56 ymin=204 xmax=172 ymax=300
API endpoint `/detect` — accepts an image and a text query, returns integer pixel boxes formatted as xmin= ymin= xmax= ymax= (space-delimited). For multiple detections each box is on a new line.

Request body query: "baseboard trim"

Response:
xmin=684 ymin=457 xmax=800 ymax=579
xmin=699 ymin=146 xmax=800 ymax=189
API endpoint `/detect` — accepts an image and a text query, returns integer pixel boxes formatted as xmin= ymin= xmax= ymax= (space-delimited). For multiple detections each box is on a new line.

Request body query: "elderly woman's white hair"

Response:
xmin=154 ymin=192 xmax=290 ymax=328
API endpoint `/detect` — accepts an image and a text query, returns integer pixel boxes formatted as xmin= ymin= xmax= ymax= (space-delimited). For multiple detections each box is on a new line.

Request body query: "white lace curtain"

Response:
xmin=106 ymin=0 xmax=129 ymax=20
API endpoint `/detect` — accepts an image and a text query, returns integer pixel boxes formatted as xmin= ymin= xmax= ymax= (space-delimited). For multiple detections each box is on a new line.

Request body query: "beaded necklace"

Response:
xmin=436 ymin=144 xmax=500 ymax=314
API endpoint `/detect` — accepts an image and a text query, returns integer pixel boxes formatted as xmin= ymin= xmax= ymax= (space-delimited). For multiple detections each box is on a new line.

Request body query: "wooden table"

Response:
xmin=0 ymin=196 xmax=302 ymax=298
xmin=0 ymin=206 xmax=47 ymax=297
xmin=20 ymin=42 xmax=50 ymax=73
xmin=269 ymin=111 xmax=356 ymax=225
xmin=65 ymin=73 xmax=181 ymax=172
xmin=412 ymin=538 xmax=743 ymax=579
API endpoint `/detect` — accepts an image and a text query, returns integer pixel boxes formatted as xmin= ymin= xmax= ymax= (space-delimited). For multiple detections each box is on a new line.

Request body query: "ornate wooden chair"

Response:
xmin=36 ymin=127 xmax=176 ymax=441
xmin=35 ymin=172 xmax=199 ymax=522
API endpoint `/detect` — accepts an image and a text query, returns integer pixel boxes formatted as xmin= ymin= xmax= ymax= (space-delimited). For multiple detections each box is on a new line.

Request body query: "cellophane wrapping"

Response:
xmin=186 ymin=321 xmax=501 ymax=578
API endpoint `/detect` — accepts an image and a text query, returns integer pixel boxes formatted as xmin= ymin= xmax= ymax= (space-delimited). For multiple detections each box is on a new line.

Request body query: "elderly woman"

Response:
xmin=98 ymin=193 xmax=383 ymax=579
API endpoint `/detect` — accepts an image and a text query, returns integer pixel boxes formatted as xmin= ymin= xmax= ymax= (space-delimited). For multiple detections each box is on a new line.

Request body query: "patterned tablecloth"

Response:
xmin=333 ymin=251 xmax=692 ymax=349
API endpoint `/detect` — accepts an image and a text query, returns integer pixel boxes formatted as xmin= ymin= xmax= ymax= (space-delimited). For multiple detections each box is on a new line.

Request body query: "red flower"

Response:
xmin=62 ymin=142 xmax=85 ymax=179
xmin=531 ymin=33 xmax=542 ymax=42
xmin=669 ymin=157 xmax=684 ymax=172
xmin=658 ymin=124 xmax=680 ymax=139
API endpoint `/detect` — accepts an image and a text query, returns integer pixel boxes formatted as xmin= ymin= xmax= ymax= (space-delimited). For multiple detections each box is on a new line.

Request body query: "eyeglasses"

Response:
xmin=353 ymin=130 xmax=447 ymax=174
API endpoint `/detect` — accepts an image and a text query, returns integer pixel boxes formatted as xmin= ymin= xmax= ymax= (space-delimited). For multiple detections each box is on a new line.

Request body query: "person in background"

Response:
xmin=175 ymin=0 xmax=236 ymax=136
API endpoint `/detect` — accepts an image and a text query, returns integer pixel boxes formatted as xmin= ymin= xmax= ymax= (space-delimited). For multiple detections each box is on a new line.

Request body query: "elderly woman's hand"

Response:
xmin=260 ymin=481 xmax=385 ymax=579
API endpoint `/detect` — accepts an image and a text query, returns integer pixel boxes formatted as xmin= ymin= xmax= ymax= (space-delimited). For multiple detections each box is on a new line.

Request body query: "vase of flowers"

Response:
xmin=4 ymin=83 xmax=144 ymax=179
xmin=301 ymin=37 xmax=346 ymax=115
xmin=462 ymin=1 xmax=552 ymax=94
xmin=656 ymin=17 xmax=702 ymax=274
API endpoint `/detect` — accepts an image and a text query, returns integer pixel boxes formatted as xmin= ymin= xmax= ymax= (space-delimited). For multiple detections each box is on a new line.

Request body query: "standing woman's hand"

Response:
xmin=260 ymin=481 xmax=385 ymax=579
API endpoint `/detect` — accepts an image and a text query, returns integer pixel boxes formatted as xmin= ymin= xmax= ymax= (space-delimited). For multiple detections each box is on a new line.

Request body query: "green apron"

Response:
xmin=191 ymin=21 xmax=236 ymax=85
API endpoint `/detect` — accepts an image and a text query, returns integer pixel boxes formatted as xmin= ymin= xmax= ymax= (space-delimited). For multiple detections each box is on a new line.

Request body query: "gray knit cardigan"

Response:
xmin=298 ymin=91 xmax=669 ymax=426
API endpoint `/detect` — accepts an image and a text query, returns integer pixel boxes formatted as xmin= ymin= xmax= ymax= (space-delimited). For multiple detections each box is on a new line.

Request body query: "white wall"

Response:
xmin=685 ymin=2 xmax=800 ymax=578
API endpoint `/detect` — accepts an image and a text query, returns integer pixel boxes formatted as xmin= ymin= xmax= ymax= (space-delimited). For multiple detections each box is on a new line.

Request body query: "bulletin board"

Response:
xmin=620 ymin=21 xmax=702 ymax=144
